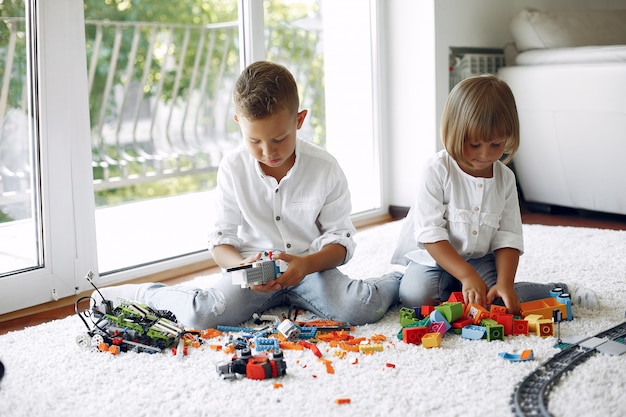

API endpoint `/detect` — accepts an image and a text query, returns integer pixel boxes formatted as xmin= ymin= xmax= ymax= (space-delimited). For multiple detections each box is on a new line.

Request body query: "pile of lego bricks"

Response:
xmin=397 ymin=289 xmax=572 ymax=348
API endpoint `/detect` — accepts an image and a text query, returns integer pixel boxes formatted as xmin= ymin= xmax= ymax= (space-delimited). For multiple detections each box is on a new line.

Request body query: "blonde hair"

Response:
xmin=441 ymin=74 xmax=520 ymax=167
xmin=234 ymin=61 xmax=299 ymax=120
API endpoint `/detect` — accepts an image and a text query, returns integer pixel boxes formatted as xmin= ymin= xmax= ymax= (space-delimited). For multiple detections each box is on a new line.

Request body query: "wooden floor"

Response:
xmin=1 ymin=204 xmax=625 ymax=336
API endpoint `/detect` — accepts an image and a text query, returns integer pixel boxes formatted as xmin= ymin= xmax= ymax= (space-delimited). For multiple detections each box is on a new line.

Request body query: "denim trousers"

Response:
xmin=399 ymin=254 xmax=564 ymax=308
xmin=140 ymin=268 xmax=402 ymax=329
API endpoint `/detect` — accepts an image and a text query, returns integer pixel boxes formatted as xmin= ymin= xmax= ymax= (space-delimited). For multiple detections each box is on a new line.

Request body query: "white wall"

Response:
xmin=384 ymin=0 xmax=626 ymax=208
xmin=384 ymin=0 xmax=437 ymax=208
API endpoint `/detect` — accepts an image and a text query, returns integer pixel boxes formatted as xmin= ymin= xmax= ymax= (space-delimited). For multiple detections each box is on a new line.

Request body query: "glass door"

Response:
xmin=0 ymin=0 xmax=97 ymax=315
xmin=0 ymin=1 xmax=42 ymax=276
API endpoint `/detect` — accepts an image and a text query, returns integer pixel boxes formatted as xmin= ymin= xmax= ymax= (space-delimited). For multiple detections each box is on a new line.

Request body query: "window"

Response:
xmin=0 ymin=2 xmax=41 ymax=276
xmin=0 ymin=0 xmax=96 ymax=314
xmin=0 ymin=0 xmax=384 ymax=315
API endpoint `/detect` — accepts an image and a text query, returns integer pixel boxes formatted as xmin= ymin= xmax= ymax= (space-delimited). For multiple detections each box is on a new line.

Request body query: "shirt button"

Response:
xmin=346 ymin=233 xmax=351 ymax=237
xmin=472 ymin=230 xmax=478 ymax=235
xmin=276 ymin=216 xmax=281 ymax=221
xmin=286 ymin=243 xmax=292 ymax=249
xmin=217 ymin=231 xmax=223 ymax=235
xmin=474 ymin=207 xmax=480 ymax=211
xmin=275 ymin=188 xmax=279 ymax=193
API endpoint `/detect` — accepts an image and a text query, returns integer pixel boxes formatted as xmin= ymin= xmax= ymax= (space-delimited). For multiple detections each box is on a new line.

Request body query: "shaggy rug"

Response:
xmin=0 ymin=220 xmax=624 ymax=417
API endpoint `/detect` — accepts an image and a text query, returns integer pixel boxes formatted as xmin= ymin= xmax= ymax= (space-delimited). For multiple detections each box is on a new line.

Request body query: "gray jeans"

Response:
xmin=399 ymin=254 xmax=564 ymax=308
xmin=140 ymin=269 xmax=402 ymax=329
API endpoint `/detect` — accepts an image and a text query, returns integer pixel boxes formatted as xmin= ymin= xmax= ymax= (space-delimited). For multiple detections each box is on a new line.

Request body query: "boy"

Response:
xmin=94 ymin=61 xmax=401 ymax=329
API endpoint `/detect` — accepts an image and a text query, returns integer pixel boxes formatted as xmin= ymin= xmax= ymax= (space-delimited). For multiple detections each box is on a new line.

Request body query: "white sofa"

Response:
xmin=498 ymin=8 xmax=626 ymax=216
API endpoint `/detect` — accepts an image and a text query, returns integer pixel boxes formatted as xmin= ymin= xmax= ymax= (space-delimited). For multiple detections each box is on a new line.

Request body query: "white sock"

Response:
xmin=567 ymin=284 xmax=600 ymax=310
xmin=91 ymin=283 xmax=152 ymax=309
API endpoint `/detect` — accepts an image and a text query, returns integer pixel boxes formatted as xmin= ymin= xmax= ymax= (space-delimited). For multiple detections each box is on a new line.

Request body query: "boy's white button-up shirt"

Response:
xmin=392 ymin=150 xmax=523 ymax=266
xmin=209 ymin=138 xmax=356 ymax=264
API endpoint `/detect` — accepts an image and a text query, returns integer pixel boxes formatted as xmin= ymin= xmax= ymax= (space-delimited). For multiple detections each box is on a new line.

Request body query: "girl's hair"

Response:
xmin=234 ymin=61 xmax=300 ymax=120
xmin=441 ymin=74 xmax=520 ymax=166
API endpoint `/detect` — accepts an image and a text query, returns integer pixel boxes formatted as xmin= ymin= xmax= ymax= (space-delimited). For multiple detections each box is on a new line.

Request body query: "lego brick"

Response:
xmin=489 ymin=305 xmax=507 ymax=320
xmin=421 ymin=332 xmax=442 ymax=348
xmin=496 ymin=313 xmax=514 ymax=336
xmin=523 ymin=314 xmax=544 ymax=332
xmin=402 ymin=326 xmax=428 ymax=345
xmin=536 ymin=319 xmax=554 ymax=337
xmin=399 ymin=307 xmax=419 ymax=327
xmin=428 ymin=321 xmax=448 ymax=338
xmin=465 ymin=303 xmax=489 ymax=324
xmin=447 ymin=292 xmax=465 ymax=303
xmin=512 ymin=318 xmax=529 ymax=336
xmin=435 ymin=302 xmax=464 ymax=323
xmin=595 ymin=340 xmax=626 ymax=356
xmin=421 ymin=305 xmax=435 ymax=316
xmin=520 ymin=297 xmax=569 ymax=320
xmin=486 ymin=324 xmax=505 ymax=341
xmin=461 ymin=325 xmax=487 ymax=340
xmin=429 ymin=310 xmax=451 ymax=331
xmin=451 ymin=316 xmax=473 ymax=334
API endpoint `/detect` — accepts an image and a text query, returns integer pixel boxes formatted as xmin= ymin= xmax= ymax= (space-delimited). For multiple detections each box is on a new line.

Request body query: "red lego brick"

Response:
xmin=402 ymin=326 xmax=428 ymax=345
xmin=512 ymin=318 xmax=529 ymax=336
xmin=496 ymin=313 xmax=514 ymax=336
xmin=447 ymin=292 xmax=465 ymax=303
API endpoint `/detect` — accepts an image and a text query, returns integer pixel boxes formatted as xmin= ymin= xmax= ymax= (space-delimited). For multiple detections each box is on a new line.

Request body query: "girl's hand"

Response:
xmin=487 ymin=284 xmax=520 ymax=315
xmin=461 ymin=275 xmax=489 ymax=307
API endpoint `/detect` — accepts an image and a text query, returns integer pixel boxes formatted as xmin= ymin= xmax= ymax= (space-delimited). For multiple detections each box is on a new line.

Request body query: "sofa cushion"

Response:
xmin=511 ymin=8 xmax=626 ymax=51
xmin=515 ymin=45 xmax=626 ymax=65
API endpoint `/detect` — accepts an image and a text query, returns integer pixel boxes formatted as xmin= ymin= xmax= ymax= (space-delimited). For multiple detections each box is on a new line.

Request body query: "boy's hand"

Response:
xmin=272 ymin=253 xmax=307 ymax=287
xmin=240 ymin=252 xmax=263 ymax=265
xmin=249 ymin=244 xmax=346 ymax=293
xmin=249 ymin=253 xmax=306 ymax=292
xmin=487 ymin=284 xmax=520 ymax=315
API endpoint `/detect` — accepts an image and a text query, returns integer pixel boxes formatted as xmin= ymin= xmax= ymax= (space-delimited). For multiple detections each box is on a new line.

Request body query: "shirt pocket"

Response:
xmin=446 ymin=207 xmax=474 ymax=225
xmin=447 ymin=207 xmax=501 ymax=228
xmin=480 ymin=212 xmax=502 ymax=230
xmin=288 ymin=198 xmax=324 ymax=224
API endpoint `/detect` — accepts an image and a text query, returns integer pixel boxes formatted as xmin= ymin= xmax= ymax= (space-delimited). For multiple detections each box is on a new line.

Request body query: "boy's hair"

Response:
xmin=234 ymin=61 xmax=300 ymax=120
xmin=441 ymin=74 xmax=520 ymax=166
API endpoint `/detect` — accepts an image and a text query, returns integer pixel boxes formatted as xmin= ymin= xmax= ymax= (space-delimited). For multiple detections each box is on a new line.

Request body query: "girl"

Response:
xmin=392 ymin=74 xmax=597 ymax=314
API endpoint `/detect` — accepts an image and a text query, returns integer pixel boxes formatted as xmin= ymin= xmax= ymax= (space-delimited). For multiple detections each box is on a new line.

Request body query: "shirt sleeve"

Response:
xmin=309 ymin=161 xmax=356 ymax=264
xmin=414 ymin=161 xmax=450 ymax=246
xmin=490 ymin=166 xmax=524 ymax=254
xmin=208 ymin=159 xmax=244 ymax=254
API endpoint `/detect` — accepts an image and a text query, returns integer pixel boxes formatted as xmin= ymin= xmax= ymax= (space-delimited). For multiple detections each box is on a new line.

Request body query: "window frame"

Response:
xmin=0 ymin=0 xmax=386 ymax=315
xmin=0 ymin=0 xmax=97 ymax=315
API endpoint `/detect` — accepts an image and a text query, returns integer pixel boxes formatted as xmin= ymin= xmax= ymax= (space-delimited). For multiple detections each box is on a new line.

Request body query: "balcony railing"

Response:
xmin=86 ymin=19 xmax=241 ymax=191
xmin=0 ymin=16 xmax=323 ymax=214
xmin=1 ymin=16 xmax=323 ymax=203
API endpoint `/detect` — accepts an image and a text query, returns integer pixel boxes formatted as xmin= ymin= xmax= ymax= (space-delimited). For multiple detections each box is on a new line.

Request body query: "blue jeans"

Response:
xmin=399 ymin=254 xmax=564 ymax=307
xmin=140 ymin=269 xmax=402 ymax=329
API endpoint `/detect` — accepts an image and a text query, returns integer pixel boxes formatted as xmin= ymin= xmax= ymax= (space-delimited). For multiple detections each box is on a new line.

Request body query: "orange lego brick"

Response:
xmin=489 ymin=305 xmax=507 ymax=319
xmin=465 ymin=303 xmax=489 ymax=324
xmin=520 ymin=297 xmax=568 ymax=320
